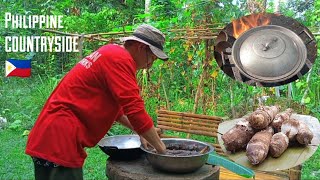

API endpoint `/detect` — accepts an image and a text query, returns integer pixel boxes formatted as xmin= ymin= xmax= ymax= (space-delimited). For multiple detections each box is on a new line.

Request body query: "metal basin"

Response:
xmin=140 ymin=138 xmax=214 ymax=173
xmin=98 ymin=135 xmax=144 ymax=160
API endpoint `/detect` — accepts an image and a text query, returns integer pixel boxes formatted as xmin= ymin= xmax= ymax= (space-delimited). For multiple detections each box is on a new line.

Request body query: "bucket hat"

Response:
xmin=120 ymin=24 xmax=168 ymax=60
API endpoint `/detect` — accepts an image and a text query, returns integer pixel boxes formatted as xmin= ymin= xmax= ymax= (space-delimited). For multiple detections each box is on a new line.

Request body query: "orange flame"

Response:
xmin=232 ymin=13 xmax=271 ymax=38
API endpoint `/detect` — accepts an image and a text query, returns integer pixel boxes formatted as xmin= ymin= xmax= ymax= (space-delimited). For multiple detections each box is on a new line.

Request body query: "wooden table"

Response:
xmin=106 ymin=156 xmax=220 ymax=180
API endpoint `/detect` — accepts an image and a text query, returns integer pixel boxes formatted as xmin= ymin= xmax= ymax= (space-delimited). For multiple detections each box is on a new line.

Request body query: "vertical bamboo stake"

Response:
xmin=141 ymin=69 xmax=148 ymax=97
xmin=193 ymin=71 xmax=204 ymax=114
xmin=212 ymin=78 xmax=216 ymax=112
xmin=275 ymin=87 xmax=280 ymax=97
xmin=317 ymin=85 xmax=320 ymax=107
xmin=287 ymin=83 xmax=292 ymax=99
xmin=78 ymin=34 xmax=84 ymax=60
xmin=202 ymin=39 xmax=211 ymax=115
xmin=161 ymin=80 xmax=170 ymax=110
xmin=301 ymin=68 xmax=312 ymax=105
xmin=230 ymin=81 xmax=236 ymax=118
xmin=157 ymin=69 xmax=162 ymax=109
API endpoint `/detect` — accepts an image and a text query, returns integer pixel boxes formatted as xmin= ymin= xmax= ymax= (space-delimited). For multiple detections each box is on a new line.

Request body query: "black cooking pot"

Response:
xmin=98 ymin=135 xmax=144 ymax=161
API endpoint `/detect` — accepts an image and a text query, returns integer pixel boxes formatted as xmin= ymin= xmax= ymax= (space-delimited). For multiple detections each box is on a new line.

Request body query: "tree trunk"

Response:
xmin=193 ymin=72 xmax=204 ymax=114
xmin=145 ymin=0 xmax=151 ymax=22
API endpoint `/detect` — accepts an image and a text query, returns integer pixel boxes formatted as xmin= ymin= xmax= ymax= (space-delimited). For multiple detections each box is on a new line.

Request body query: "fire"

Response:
xmin=232 ymin=13 xmax=271 ymax=38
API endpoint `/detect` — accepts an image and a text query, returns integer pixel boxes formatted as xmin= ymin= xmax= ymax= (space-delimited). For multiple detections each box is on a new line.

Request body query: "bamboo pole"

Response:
xmin=173 ymin=36 xmax=218 ymax=40
xmin=156 ymin=69 xmax=162 ymax=110
xmin=41 ymin=29 xmax=79 ymax=36
xmin=157 ymin=121 xmax=217 ymax=132
xmin=160 ymin=134 xmax=180 ymax=138
xmin=78 ymin=34 xmax=84 ymax=59
xmin=158 ymin=115 xmax=221 ymax=123
xmin=41 ymin=29 xmax=110 ymax=42
xmin=169 ymin=27 xmax=223 ymax=31
xmin=157 ymin=125 xmax=217 ymax=137
xmin=161 ymin=80 xmax=170 ymax=110
xmin=317 ymin=85 xmax=320 ymax=108
xmin=193 ymin=71 xmax=204 ymax=114
xmin=157 ymin=110 xmax=222 ymax=120
xmin=89 ymin=31 xmax=132 ymax=36
xmin=230 ymin=80 xmax=236 ymax=118
xmin=300 ymin=68 xmax=313 ymax=105
xmin=40 ymin=28 xmax=319 ymax=41
xmin=157 ymin=117 xmax=219 ymax=128
xmin=202 ymin=39 xmax=211 ymax=114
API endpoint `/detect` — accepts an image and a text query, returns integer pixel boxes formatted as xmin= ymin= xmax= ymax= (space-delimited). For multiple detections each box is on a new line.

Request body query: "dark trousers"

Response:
xmin=33 ymin=158 xmax=83 ymax=180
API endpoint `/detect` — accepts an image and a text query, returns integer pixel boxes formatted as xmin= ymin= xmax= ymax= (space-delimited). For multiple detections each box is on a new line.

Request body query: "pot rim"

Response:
xmin=98 ymin=134 xmax=141 ymax=150
xmin=140 ymin=138 xmax=214 ymax=158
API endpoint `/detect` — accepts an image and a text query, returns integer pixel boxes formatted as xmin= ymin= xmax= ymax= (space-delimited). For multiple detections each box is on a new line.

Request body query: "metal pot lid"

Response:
xmin=214 ymin=13 xmax=317 ymax=87
xmin=232 ymin=25 xmax=307 ymax=83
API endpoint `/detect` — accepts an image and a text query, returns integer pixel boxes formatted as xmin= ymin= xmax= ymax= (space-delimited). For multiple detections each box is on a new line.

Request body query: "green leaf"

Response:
xmin=304 ymin=97 xmax=311 ymax=104
xmin=8 ymin=120 xmax=22 ymax=130
xmin=207 ymin=153 xmax=255 ymax=178
xmin=296 ymin=81 xmax=303 ymax=89
xmin=22 ymin=130 xmax=30 ymax=137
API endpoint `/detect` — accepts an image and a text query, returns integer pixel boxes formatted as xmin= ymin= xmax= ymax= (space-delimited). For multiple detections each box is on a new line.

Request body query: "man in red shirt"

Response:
xmin=26 ymin=24 xmax=168 ymax=180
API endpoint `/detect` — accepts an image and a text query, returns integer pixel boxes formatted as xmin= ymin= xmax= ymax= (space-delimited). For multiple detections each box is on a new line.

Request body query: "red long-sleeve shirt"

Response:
xmin=26 ymin=44 xmax=154 ymax=168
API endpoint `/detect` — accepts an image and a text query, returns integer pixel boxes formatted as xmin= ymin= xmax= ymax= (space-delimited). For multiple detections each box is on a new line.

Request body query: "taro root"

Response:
xmin=271 ymin=108 xmax=293 ymax=132
xmin=281 ymin=118 xmax=300 ymax=141
xmin=246 ymin=126 xmax=274 ymax=165
xmin=270 ymin=132 xmax=289 ymax=158
xmin=296 ymin=121 xmax=313 ymax=145
xmin=221 ymin=119 xmax=255 ymax=153
xmin=248 ymin=105 xmax=280 ymax=130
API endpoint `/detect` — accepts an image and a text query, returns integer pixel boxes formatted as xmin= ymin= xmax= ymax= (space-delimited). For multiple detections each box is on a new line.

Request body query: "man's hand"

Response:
xmin=139 ymin=136 xmax=151 ymax=149
xmin=140 ymin=128 xmax=163 ymax=150
xmin=140 ymin=127 xmax=166 ymax=154
xmin=117 ymin=115 xmax=166 ymax=153
xmin=155 ymin=127 xmax=162 ymax=135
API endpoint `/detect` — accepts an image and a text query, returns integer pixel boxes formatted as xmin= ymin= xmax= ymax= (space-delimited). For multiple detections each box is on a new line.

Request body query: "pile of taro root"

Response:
xmin=222 ymin=105 xmax=314 ymax=165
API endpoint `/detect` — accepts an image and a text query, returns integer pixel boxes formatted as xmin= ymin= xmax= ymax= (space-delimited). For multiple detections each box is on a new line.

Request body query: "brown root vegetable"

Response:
xmin=222 ymin=119 xmax=255 ymax=153
xmin=246 ymin=126 xmax=274 ymax=165
xmin=271 ymin=108 xmax=293 ymax=132
xmin=270 ymin=132 xmax=289 ymax=158
xmin=281 ymin=118 xmax=300 ymax=141
xmin=296 ymin=121 xmax=313 ymax=145
xmin=248 ymin=105 xmax=280 ymax=130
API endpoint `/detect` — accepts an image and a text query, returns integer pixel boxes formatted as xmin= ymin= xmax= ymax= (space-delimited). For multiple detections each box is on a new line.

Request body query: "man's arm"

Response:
xmin=116 ymin=115 xmax=166 ymax=154
xmin=116 ymin=115 xmax=134 ymax=130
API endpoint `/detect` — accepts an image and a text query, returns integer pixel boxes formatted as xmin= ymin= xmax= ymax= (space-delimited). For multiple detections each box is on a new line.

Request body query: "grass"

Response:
xmin=0 ymin=129 xmax=109 ymax=180
xmin=1 ymin=76 xmax=320 ymax=180
xmin=0 ymin=129 xmax=33 ymax=179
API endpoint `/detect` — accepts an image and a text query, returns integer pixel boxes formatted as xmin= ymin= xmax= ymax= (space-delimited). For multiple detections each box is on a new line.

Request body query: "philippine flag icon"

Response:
xmin=5 ymin=59 xmax=31 ymax=77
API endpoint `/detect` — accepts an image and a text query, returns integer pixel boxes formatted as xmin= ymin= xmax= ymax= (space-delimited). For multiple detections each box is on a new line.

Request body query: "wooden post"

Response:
xmin=78 ymin=34 xmax=84 ymax=60
xmin=193 ymin=72 xmax=204 ymax=114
